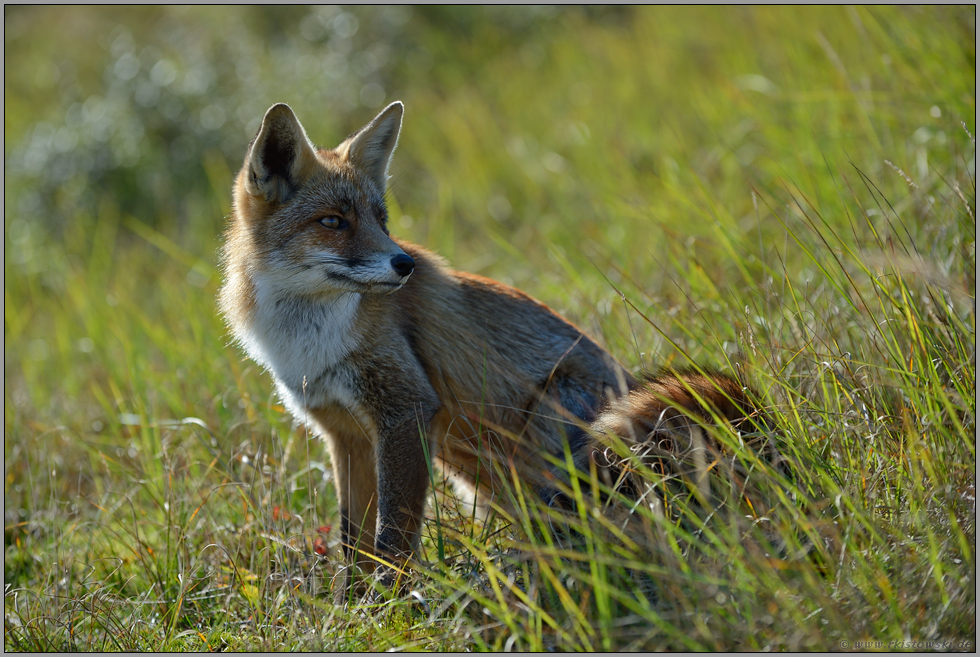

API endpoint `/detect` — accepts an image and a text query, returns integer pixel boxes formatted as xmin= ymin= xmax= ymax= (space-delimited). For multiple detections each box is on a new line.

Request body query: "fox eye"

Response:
xmin=319 ymin=215 xmax=348 ymax=230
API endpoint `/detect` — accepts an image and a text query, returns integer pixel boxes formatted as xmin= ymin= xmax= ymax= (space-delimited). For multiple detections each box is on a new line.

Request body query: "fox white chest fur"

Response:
xmin=236 ymin=282 xmax=364 ymax=418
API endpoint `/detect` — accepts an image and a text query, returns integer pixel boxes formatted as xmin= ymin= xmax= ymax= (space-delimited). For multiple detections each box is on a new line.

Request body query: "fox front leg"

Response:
xmin=372 ymin=407 xmax=438 ymax=589
xmin=315 ymin=419 xmax=380 ymax=604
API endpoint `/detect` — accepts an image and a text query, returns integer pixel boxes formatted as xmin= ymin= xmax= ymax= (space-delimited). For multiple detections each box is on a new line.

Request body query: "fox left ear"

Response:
xmin=244 ymin=103 xmax=317 ymax=203
xmin=337 ymin=101 xmax=403 ymax=190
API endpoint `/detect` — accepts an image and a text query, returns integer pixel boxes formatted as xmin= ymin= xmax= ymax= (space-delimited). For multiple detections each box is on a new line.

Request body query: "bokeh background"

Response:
xmin=4 ymin=6 xmax=975 ymax=651
xmin=7 ymin=6 xmax=973 ymax=267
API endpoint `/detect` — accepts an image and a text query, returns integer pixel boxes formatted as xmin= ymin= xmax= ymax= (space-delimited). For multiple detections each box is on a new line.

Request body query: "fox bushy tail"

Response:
xmin=589 ymin=370 xmax=783 ymax=514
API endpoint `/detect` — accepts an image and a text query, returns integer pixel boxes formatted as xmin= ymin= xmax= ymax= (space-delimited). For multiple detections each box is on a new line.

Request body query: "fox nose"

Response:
xmin=390 ymin=253 xmax=415 ymax=277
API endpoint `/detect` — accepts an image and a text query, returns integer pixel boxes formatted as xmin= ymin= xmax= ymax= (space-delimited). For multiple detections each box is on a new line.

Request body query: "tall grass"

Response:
xmin=5 ymin=6 xmax=975 ymax=651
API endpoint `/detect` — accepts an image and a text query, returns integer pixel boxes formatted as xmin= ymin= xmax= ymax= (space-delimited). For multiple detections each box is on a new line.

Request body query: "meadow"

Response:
xmin=4 ymin=6 xmax=975 ymax=651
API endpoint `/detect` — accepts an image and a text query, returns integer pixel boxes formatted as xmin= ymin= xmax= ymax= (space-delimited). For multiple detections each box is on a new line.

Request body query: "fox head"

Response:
xmin=228 ymin=101 xmax=414 ymax=297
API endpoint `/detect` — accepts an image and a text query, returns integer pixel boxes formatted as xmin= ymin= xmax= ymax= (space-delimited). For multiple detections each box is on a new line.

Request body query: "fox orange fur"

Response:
xmin=219 ymin=102 xmax=773 ymax=597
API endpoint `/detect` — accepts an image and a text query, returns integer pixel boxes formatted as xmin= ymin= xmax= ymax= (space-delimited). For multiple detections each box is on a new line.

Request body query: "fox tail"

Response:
xmin=589 ymin=370 xmax=783 ymax=511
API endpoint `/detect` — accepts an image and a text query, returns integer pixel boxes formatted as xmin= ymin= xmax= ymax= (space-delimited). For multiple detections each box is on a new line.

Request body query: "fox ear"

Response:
xmin=337 ymin=101 xmax=403 ymax=190
xmin=244 ymin=103 xmax=316 ymax=202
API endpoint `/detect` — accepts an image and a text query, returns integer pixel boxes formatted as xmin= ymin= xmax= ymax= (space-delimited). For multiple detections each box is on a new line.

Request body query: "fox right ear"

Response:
xmin=336 ymin=101 xmax=403 ymax=191
xmin=244 ymin=103 xmax=316 ymax=203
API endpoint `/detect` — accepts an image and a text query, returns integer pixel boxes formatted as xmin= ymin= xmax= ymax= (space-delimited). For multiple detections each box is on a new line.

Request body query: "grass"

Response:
xmin=4 ymin=5 xmax=976 ymax=651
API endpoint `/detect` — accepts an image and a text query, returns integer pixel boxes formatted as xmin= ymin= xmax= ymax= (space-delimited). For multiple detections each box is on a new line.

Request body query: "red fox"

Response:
xmin=219 ymin=102 xmax=774 ymax=596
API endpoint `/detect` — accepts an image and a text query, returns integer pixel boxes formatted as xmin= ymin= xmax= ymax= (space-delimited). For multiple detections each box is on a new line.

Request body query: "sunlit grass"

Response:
xmin=5 ymin=5 xmax=975 ymax=651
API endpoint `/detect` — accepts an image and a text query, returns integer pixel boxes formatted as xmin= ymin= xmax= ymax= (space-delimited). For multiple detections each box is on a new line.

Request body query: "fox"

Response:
xmin=218 ymin=101 xmax=777 ymax=598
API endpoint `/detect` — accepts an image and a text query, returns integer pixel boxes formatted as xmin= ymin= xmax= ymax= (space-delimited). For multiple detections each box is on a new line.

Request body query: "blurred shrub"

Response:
xmin=3 ymin=6 xmax=579 ymax=239
xmin=4 ymin=4 xmax=972 ymax=260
